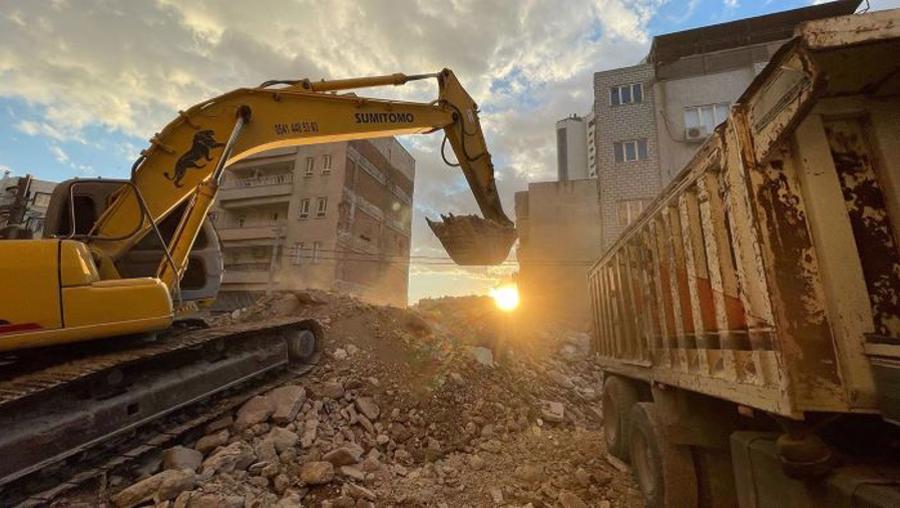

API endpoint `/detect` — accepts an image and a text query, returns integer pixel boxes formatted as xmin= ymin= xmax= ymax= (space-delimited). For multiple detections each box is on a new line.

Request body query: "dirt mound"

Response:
xmin=86 ymin=291 xmax=639 ymax=507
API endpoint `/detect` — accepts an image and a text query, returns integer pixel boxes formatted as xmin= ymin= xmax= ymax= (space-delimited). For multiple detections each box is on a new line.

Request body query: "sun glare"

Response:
xmin=491 ymin=284 xmax=520 ymax=312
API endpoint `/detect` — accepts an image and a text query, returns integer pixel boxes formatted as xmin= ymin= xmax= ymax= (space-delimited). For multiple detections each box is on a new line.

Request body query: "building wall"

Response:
xmin=213 ymin=137 xmax=414 ymax=307
xmin=654 ymin=42 xmax=783 ymax=180
xmin=0 ymin=174 xmax=56 ymax=237
xmin=556 ymin=116 xmax=589 ymax=181
xmin=516 ymin=179 xmax=604 ymax=325
xmin=593 ymin=63 xmax=660 ymax=250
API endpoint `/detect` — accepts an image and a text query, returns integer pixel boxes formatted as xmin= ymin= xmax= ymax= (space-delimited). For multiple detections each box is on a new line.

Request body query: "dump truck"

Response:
xmin=588 ymin=9 xmax=900 ymax=508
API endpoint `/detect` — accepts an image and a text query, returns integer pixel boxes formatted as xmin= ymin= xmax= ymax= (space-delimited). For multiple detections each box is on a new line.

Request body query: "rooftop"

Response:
xmin=647 ymin=0 xmax=862 ymax=66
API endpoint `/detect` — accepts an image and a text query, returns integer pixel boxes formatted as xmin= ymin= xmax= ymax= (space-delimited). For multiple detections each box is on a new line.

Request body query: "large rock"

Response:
xmin=323 ymin=444 xmax=364 ymax=466
xmin=468 ymin=346 xmax=494 ymax=368
xmin=268 ymin=426 xmax=299 ymax=453
xmin=269 ymin=385 xmax=306 ymax=424
xmin=112 ymin=469 xmax=195 ymax=508
xmin=300 ymin=461 xmax=335 ymax=485
xmin=201 ymin=441 xmax=256 ymax=474
xmin=234 ymin=395 xmax=275 ymax=430
xmin=354 ymin=397 xmax=380 ymax=421
xmin=195 ymin=429 xmax=229 ymax=455
xmin=162 ymin=446 xmax=203 ymax=472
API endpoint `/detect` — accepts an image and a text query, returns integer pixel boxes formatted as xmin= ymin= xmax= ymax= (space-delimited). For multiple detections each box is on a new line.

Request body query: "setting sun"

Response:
xmin=490 ymin=284 xmax=520 ymax=312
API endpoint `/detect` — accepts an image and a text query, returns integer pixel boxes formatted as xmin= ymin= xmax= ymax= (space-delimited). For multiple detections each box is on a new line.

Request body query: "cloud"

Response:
xmin=49 ymin=144 xmax=69 ymax=164
xmin=0 ymin=0 xmax=667 ymax=296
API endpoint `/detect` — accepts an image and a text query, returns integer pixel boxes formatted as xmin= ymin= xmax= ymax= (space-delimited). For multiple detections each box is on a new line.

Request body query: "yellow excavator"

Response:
xmin=0 ymin=69 xmax=516 ymax=353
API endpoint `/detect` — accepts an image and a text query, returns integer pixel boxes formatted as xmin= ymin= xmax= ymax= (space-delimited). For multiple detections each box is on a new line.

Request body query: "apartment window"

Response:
xmin=316 ymin=197 xmax=327 ymax=218
xmin=298 ymin=198 xmax=310 ymax=219
xmin=312 ymin=241 xmax=322 ymax=263
xmin=305 ymin=157 xmax=315 ymax=176
xmin=613 ymin=139 xmax=649 ymax=163
xmin=618 ymin=200 xmax=646 ymax=227
xmin=291 ymin=242 xmax=305 ymax=265
xmin=610 ymin=83 xmax=643 ymax=106
xmin=683 ymin=103 xmax=730 ymax=138
xmin=322 ymin=154 xmax=332 ymax=174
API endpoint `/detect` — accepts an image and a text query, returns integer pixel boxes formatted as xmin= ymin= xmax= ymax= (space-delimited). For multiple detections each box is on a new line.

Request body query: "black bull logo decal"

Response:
xmin=165 ymin=130 xmax=225 ymax=187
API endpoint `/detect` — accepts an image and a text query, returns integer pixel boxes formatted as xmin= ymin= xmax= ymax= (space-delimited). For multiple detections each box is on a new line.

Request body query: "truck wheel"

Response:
xmin=603 ymin=375 xmax=640 ymax=461
xmin=629 ymin=402 xmax=698 ymax=508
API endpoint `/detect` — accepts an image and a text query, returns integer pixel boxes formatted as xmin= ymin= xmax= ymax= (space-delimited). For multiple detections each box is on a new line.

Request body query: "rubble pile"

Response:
xmin=99 ymin=291 xmax=640 ymax=507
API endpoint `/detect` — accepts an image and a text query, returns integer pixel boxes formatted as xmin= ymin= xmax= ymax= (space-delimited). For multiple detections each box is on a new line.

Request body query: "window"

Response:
xmin=610 ymin=83 xmax=643 ymax=106
xmin=683 ymin=103 xmax=730 ymax=137
xmin=322 ymin=154 xmax=332 ymax=174
xmin=305 ymin=157 xmax=315 ymax=176
xmin=237 ymin=215 xmax=246 ymax=227
xmin=312 ymin=241 xmax=322 ymax=263
xmin=613 ymin=139 xmax=649 ymax=163
xmin=316 ymin=197 xmax=327 ymax=218
xmin=298 ymin=199 xmax=310 ymax=219
xmin=291 ymin=242 xmax=305 ymax=265
xmin=618 ymin=200 xmax=646 ymax=226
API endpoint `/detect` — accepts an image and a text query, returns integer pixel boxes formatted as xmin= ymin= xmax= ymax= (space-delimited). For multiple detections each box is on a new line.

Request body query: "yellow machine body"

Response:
xmin=0 ymin=239 xmax=172 ymax=352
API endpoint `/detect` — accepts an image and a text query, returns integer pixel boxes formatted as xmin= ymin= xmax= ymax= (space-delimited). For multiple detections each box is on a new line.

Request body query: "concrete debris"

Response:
xmin=111 ymin=469 xmax=195 ymax=508
xmin=468 ymin=346 xmax=494 ymax=367
xmin=300 ymin=461 xmax=335 ymax=485
xmin=323 ymin=444 xmax=364 ymax=466
xmin=162 ymin=446 xmax=203 ymax=472
xmin=269 ymin=385 xmax=306 ymax=424
xmin=194 ymin=429 xmax=229 ymax=455
xmin=233 ymin=395 xmax=274 ymax=431
xmin=99 ymin=292 xmax=639 ymax=507
xmin=354 ymin=396 xmax=380 ymax=421
xmin=540 ymin=400 xmax=566 ymax=423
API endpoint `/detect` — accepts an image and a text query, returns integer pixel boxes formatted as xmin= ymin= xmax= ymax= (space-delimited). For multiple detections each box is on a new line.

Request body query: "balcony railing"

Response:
xmin=223 ymin=173 xmax=293 ymax=189
xmin=215 ymin=219 xmax=286 ymax=230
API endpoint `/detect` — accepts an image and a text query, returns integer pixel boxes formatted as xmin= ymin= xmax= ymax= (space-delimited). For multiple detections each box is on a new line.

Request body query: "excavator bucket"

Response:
xmin=427 ymin=214 xmax=517 ymax=266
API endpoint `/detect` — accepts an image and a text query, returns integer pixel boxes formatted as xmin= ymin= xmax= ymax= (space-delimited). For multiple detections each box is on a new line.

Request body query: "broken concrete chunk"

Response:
xmin=468 ymin=346 xmax=494 ymax=368
xmin=195 ymin=429 xmax=229 ymax=455
xmin=112 ymin=469 xmax=195 ymax=508
xmin=268 ymin=426 xmax=299 ymax=453
xmin=354 ymin=397 xmax=380 ymax=421
xmin=540 ymin=400 xmax=565 ymax=423
xmin=201 ymin=441 xmax=256 ymax=474
xmin=234 ymin=395 xmax=274 ymax=431
xmin=161 ymin=446 xmax=203 ymax=472
xmin=300 ymin=461 xmax=335 ymax=485
xmin=323 ymin=443 xmax=364 ymax=466
xmin=269 ymin=385 xmax=306 ymax=424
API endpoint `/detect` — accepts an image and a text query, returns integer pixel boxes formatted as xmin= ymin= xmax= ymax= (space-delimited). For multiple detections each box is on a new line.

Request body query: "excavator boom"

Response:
xmin=88 ymin=69 xmax=514 ymax=291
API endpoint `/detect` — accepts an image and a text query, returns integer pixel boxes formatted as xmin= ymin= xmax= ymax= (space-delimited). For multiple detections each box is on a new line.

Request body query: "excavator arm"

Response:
xmin=89 ymin=69 xmax=515 ymax=293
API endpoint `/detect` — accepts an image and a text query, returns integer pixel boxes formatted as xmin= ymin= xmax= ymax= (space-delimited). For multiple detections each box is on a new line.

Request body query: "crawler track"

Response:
xmin=0 ymin=317 xmax=323 ymax=506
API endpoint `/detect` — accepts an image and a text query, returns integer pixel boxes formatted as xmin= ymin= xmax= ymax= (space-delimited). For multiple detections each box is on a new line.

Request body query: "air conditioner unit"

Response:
xmin=685 ymin=125 xmax=708 ymax=142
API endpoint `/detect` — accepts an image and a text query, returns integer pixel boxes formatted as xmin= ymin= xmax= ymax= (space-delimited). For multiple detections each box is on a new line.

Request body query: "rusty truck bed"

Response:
xmin=589 ymin=10 xmax=900 ymax=419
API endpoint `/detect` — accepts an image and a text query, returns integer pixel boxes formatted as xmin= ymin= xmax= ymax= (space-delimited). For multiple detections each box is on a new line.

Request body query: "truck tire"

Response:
xmin=629 ymin=402 xmax=698 ymax=508
xmin=603 ymin=375 xmax=640 ymax=461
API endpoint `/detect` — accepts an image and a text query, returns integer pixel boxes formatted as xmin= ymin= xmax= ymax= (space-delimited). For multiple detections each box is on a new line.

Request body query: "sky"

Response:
xmin=1 ymin=0 xmax=898 ymax=302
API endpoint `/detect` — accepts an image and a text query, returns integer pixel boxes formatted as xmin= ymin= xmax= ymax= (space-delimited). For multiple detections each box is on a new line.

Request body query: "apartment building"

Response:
xmin=212 ymin=138 xmax=415 ymax=308
xmin=0 ymin=172 xmax=56 ymax=237
xmin=592 ymin=0 xmax=861 ymax=249
xmin=515 ymin=179 xmax=604 ymax=324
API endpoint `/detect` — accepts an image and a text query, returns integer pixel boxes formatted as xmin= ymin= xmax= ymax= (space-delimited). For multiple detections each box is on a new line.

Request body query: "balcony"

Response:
xmin=216 ymin=220 xmax=286 ymax=241
xmin=219 ymin=173 xmax=293 ymax=204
